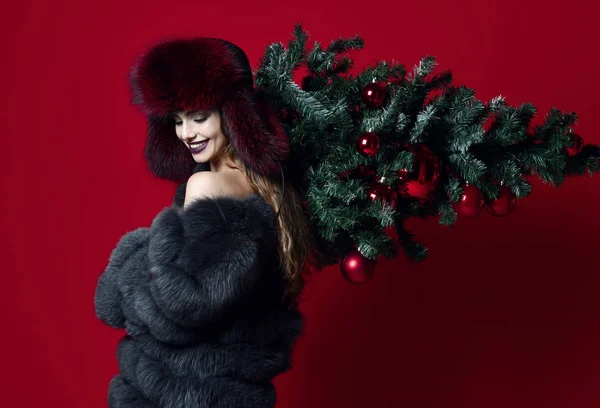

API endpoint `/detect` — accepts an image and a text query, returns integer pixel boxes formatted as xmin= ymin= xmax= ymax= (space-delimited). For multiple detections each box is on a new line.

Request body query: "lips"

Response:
xmin=188 ymin=140 xmax=208 ymax=148
xmin=189 ymin=139 xmax=209 ymax=154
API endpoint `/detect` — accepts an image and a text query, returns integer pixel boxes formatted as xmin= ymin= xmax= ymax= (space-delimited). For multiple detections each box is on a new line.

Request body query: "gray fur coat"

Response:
xmin=94 ymin=164 xmax=304 ymax=407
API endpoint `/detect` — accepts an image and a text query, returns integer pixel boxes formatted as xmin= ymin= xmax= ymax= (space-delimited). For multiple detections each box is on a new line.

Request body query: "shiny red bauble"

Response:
xmin=484 ymin=186 xmax=517 ymax=217
xmin=395 ymin=144 xmax=441 ymax=200
xmin=566 ymin=133 xmax=584 ymax=156
xmin=367 ymin=182 xmax=397 ymax=207
xmin=341 ymin=249 xmax=376 ymax=284
xmin=361 ymin=82 xmax=387 ymax=109
xmin=457 ymin=184 xmax=484 ymax=218
xmin=356 ymin=132 xmax=381 ymax=157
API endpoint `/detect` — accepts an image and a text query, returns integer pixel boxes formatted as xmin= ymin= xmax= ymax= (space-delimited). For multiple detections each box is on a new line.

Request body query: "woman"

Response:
xmin=94 ymin=37 xmax=315 ymax=407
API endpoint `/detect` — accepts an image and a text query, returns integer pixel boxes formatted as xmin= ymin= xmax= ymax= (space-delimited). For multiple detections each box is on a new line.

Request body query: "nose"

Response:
xmin=181 ymin=120 xmax=195 ymax=142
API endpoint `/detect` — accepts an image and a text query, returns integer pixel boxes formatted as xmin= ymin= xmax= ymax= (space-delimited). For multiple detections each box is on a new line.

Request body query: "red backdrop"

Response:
xmin=2 ymin=0 xmax=599 ymax=406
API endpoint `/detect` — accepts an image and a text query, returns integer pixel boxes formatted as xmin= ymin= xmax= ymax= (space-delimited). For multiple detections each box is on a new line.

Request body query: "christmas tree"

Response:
xmin=254 ymin=23 xmax=600 ymax=283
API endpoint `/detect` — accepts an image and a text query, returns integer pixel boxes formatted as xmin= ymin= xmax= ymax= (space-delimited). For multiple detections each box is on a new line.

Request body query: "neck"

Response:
xmin=209 ymin=155 xmax=239 ymax=173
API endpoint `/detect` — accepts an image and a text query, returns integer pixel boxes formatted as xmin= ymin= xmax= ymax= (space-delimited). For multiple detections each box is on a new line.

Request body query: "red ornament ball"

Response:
xmin=367 ymin=182 xmax=397 ymax=207
xmin=566 ymin=133 xmax=584 ymax=156
xmin=361 ymin=82 xmax=387 ymax=109
xmin=356 ymin=132 xmax=381 ymax=157
xmin=484 ymin=186 xmax=517 ymax=217
xmin=341 ymin=249 xmax=376 ymax=284
xmin=457 ymin=184 xmax=484 ymax=218
xmin=395 ymin=144 xmax=441 ymax=199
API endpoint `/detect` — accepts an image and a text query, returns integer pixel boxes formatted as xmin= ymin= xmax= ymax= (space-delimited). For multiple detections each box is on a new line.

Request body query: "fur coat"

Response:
xmin=94 ymin=164 xmax=304 ymax=407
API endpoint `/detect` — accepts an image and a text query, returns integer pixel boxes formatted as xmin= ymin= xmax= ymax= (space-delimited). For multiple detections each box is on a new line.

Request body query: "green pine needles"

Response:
xmin=254 ymin=23 xmax=600 ymax=269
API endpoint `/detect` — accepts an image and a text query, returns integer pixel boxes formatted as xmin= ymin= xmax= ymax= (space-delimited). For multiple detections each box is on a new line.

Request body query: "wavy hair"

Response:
xmin=215 ymin=121 xmax=317 ymax=306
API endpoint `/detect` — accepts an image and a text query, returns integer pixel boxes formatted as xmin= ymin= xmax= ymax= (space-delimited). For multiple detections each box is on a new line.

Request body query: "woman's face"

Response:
xmin=171 ymin=110 xmax=228 ymax=165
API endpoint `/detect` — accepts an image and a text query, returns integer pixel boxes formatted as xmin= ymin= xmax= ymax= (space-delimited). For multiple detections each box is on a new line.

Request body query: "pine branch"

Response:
xmin=395 ymin=224 xmax=428 ymax=262
xmin=255 ymin=24 xmax=599 ymax=270
xmin=326 ymin=35 xmax=364 ymax=54
xmin=437 ymin=201 xmax=458 ymax=226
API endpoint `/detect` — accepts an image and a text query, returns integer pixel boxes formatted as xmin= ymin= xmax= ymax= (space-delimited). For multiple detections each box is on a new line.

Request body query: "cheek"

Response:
xmin=207 ymin=117 xmax=224 ymax=138
xmin=207 ymin=126 xmax=219 ymax=138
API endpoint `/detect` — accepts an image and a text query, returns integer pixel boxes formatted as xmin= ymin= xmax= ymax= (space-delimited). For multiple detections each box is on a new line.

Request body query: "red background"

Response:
xmin=2 ymin=0 xmax=599 ymax=407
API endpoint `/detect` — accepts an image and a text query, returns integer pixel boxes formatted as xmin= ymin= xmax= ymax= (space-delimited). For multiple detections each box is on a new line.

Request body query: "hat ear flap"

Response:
xmin=221 ymin=89 xmax=289 ymax=177
xmin=145 ymin=116 xmax=196 ymax=182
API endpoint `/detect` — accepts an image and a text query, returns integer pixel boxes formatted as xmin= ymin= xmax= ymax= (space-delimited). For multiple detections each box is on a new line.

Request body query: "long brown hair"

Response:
xmin=216 ymin=123 xmax=316 ymax=306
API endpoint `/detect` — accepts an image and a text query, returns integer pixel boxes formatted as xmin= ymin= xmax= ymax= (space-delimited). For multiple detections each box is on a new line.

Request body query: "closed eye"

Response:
xmin=174 ymin=118 xmax=207 ymax=126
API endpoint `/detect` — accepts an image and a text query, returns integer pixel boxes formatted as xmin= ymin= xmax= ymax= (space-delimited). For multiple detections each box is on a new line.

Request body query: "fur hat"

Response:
xmin=128 ymin=37 xmax=290 ymax=182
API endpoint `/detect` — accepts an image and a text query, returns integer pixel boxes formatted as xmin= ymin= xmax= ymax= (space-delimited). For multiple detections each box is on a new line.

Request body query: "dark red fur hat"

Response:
xmin=128 ymin=37 xmax=289 ymax=182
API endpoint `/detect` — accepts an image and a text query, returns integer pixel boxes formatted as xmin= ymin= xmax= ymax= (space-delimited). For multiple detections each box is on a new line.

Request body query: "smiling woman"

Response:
xmin=95 ymin=35 xmax=315 ymax=408
xmin=170 ymin=110 xmax=234 ymax=173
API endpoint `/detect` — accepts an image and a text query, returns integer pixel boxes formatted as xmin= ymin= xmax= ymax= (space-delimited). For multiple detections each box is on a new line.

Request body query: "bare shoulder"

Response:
xmin=184 ymin=172 xmax=219 ymax=206
xmin=186 ymin=171 xmax=215 ymax=186
xmin=184 ymin=170 xmax=255 ymax=206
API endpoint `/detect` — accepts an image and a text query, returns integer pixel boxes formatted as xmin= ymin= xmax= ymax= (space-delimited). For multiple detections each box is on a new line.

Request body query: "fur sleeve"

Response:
xmin=94 ymin=227 xmax=150 ymax=329
xmin=145 ymin=194 xmax=277 ymax=329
